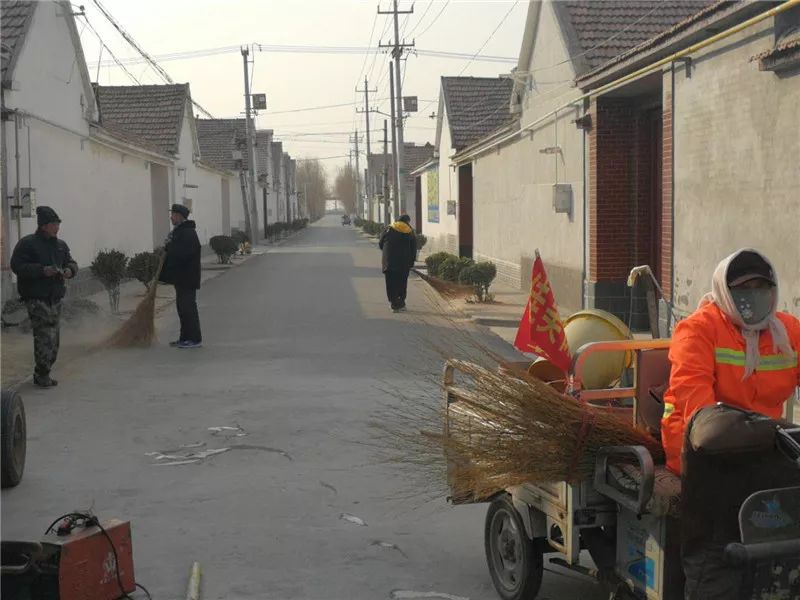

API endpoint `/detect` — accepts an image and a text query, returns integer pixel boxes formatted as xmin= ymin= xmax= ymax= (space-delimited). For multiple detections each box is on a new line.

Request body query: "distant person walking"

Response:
xmin=10 ymin=206 xmax=78 ymax=387
xmin=379 ymin=214 xmax=416 ymax=312
xmin=160 ymin=204 xmax=202 ymax=348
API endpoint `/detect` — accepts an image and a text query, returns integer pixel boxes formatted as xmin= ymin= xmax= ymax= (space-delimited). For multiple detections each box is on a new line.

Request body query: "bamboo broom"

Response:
xmin=103 ymin=256 xmax=165 ymax=348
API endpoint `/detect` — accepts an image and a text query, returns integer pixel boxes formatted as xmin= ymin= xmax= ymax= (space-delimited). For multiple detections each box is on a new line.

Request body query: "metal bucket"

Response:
xmin=564 ymin=309 xmax=633 ymax=390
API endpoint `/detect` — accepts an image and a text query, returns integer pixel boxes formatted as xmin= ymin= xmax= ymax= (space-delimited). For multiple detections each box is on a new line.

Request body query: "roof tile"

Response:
xmin=441 ymin=77 xmax=514 ymax=151
xmin=563 ymin=1 xmax=717 ymax=71
xmin=95 ymin=84 xmax=189 ymax=155
xmin=1 ymin=1 xmax=37 ymax=81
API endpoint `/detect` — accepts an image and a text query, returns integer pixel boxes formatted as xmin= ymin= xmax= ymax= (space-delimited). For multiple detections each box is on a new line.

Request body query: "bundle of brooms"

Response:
xmin=103 ymin=256 xmax=165 ymax=348
xmin=375 ymin=357 xmax=664 ymax=502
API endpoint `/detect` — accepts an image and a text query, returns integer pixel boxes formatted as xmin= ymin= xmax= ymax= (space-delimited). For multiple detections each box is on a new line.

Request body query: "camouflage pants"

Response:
xmin=25 ymin=299 xmax=62 ymax=379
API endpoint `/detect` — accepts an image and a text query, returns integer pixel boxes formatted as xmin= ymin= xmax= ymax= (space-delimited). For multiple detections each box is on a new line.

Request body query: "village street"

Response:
xmin=0 ymin=216 xmax=603 ymax=600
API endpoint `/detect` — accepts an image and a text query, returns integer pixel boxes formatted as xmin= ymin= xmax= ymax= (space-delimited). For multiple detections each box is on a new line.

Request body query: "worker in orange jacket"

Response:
xmin=661 ymin=248 xmax=800 ymax=475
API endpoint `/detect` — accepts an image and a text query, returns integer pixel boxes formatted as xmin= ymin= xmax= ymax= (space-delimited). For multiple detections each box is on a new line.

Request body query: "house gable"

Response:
xmin=3 ymin=1 xmax=97 ymax=132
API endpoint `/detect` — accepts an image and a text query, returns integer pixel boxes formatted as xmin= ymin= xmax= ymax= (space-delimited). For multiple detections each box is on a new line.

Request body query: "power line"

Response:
xmin=89 ymin=43 xmax=517 ymax=68
xmin=405 ymin=0 xmax=434 ymax=38
xmin=79 ymin=14 xmax=141 ymax=85
xmin=458 ymin=1 xmax=520 ymax=76
xmin=414 ymin=0 xmax=450 ymax=39
xmin=356 ymin=12 xmax=380 ymax=84
xmin=89 ymin=0 xmax=214 ymax=118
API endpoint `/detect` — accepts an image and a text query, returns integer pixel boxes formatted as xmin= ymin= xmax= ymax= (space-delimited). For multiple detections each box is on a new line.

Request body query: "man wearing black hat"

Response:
xmin=10 ymin=206 xmax=78 ymax=387
xmin=159 ymin=204 xmax=202 ymax=348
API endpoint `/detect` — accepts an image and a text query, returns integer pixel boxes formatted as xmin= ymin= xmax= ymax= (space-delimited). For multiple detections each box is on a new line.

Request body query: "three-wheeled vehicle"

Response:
xmin=342 ymin=214 xmax=351 ymax=226
xmin=443 ymin=339 xmax=800 ymax=600
xmin=1 ymin=388 xmax=26 ymax=489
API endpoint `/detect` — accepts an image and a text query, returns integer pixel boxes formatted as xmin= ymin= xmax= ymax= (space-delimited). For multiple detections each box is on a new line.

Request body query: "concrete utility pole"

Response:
xmin=388 ymin=66 xmax=399 ymax=221
xmin=241 ymin=46 xmax=258 ymax=242
xmin=356 ymin=77 xmax=377 ymax=200
xmin=382 ymin=119 xmax=390 ymax=225
xmin=379 ymin=0 xmax=414 ymax=216
xmin=353 ymin=131 xmax=361 ymax=217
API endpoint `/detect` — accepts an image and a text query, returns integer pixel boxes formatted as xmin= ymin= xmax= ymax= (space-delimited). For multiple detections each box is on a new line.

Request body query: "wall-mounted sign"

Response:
xmin=427 ymin=170 xmax=439 ymax=223
xmin=447 ymin=200 xmax=457 ymax=216
xmin=252 ymin=93 xmax=267 ymax=110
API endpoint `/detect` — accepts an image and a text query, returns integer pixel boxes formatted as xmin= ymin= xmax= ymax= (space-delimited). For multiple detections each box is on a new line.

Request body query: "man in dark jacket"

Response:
xmin=159 ymin=204 xmax=202 ymax=348
xmin=10 ymin=206 xmax=78 ymax=387
xmin=378 ymin=214 xmax=416 ymax=312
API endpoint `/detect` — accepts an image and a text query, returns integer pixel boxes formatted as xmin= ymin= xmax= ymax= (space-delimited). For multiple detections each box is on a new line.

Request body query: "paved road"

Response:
xmin=2 ymin=215 xmax=604 ymax=600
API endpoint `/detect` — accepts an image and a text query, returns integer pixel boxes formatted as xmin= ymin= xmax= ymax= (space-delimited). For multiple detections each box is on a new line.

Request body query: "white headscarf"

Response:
xmin=699 ymin=248 xmax=793 ymax=379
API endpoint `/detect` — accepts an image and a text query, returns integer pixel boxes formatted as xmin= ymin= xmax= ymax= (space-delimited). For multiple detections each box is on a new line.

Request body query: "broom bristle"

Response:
xmin=375 ymin=359 xmax=664 ymax=502
xmin=104 ymin=284 xmax=158 ymax=347
xmin=103 ymin=257 xmax=164 ymax=348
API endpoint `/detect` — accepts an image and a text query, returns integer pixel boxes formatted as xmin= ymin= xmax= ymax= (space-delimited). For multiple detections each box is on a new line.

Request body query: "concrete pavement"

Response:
xmin=1 ymin=215 xmax=604 ymax=600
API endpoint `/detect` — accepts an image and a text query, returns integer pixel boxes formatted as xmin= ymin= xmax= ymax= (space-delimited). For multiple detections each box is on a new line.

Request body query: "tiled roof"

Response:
xmin=95 ymin=84 xmax=189 ymax=155
xmin=196 ymin=118 xmax=247 ymax=171
xmin=271 ymin=142 xmax=283 ymax=183
xmin=1 ymin=1 xmax=37 ymax=82
xmin=255 ymin=130 xmax=272 ymax=178
xmin=441 ymin=77 xmax=514 ymax=151
xmin=403 ymin=143 xmax=434 ymax=172
xmin=561 ymin=1 xmax=716 ymax=71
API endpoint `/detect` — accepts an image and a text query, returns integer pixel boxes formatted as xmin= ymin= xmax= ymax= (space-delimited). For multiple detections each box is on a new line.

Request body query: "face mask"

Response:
xmin=730 ymin=288 xmax=774 ymax=325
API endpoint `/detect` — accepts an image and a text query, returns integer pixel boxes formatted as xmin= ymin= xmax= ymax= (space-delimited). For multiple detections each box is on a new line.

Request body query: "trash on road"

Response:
xmin=339 ymin=513 xmax=367 ymax=526
xmin=370 ymin=540 xmax=408 ymax=558
xmin=390 ymin=591 xmax=469 ymax=600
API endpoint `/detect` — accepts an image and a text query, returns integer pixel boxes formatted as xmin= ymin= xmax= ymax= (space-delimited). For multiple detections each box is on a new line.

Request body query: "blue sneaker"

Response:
xmin=177 ymin=340 xmax=202 ymax=349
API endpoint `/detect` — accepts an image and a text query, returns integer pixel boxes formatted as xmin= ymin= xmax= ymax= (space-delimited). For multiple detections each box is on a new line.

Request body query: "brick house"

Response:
xmin=454 ymin=0 xmax=800 ymax=330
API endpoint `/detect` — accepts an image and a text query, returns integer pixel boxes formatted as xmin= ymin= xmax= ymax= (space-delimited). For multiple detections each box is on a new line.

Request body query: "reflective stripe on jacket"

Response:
xmin=661 ymin=302 xmax=800 ymax=475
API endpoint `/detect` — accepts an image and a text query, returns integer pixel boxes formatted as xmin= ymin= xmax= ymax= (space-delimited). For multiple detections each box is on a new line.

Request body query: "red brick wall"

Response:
xmin=588 ymin=97 xmax=635 ymax=282
xmin=661 ymin=84 xmax=674 ymax=299
xmin=589 ymin=96 xmax=670 ymax=287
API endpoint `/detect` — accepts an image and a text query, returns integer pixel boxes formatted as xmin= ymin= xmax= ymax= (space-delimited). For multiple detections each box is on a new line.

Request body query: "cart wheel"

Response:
xmin=485 ymin=494 xmax=544 ymax=600
xmin=1 ymin=389 xmax=26 ymax=488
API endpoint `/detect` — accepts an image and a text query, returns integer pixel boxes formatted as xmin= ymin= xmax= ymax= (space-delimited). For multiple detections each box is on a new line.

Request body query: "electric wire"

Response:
xmin=458 ymin=0 xmax=520 ymax=76
xmin=414 ymin=0 xmax=450 ymax=39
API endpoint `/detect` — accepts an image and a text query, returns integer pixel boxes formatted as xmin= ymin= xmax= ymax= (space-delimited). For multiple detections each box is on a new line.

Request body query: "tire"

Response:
xmin=485 ymin=494 xmax=544 ymax=600
xmin=1 ymin=389 xmax=26 ymax=488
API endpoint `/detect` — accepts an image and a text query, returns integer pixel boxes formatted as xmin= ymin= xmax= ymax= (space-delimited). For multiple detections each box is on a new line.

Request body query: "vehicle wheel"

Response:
xmin=485 ymin=494 xmax=544 ymax=600
xmin=1 ymin=389 xmax=26 ymax=488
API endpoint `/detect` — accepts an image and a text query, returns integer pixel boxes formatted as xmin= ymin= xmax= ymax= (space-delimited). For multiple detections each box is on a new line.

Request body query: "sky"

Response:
xmin=76 ymin=0 xmax=529 ymax=175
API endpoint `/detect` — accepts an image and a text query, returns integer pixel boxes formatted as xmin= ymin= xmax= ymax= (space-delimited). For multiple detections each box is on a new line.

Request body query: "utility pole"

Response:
xmin=353 ymin=131 xmax=361 ymax=218
xmin=379 ymin=0 xmax=414 ymax=216
xmin=382 ymin=119 xmax=390 ymax=225
xmin=241 ymin=46 xmax=258 ymax=243
xmin=388 ymin=66 xmax=399 ymax=221
xmin=356 ymin=77 xmax=377 ymax=200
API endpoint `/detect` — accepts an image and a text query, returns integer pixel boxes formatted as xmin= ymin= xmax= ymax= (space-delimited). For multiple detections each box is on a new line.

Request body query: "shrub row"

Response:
xmin=424 ymin=252 xmax=498 ymax=302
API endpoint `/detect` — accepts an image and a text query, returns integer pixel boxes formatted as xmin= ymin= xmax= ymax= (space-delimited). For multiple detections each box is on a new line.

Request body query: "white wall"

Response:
xmin=3 ymin=2 xmax=155 ymax=266
xmin=424 ymin=109 xmax=459 ymax=254
xmin=671 ymin=20 xmax=800 ymax=318
xmin=468 ymin=0 xmax=585 ymax=310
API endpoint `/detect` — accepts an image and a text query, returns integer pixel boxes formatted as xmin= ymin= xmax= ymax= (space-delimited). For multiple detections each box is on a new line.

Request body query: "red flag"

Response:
xmin=513 ymin=253 xmax=571 ymax=373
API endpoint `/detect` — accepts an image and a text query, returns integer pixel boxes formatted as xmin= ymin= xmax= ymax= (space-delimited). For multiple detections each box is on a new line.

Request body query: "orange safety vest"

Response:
xmin=661 ymin=302 xmax=800 ymax=475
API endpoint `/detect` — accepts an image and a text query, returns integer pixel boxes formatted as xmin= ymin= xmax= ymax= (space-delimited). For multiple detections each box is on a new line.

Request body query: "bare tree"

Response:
xmin=296 ymin=159 xmax=329 ymax=221
xmin=334 ymin=164 xmax=357 ymax=214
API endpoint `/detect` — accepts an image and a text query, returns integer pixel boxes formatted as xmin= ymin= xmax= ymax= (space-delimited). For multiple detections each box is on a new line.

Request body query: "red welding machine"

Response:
xmin=1 ymin=518 xmax=136 ymax=600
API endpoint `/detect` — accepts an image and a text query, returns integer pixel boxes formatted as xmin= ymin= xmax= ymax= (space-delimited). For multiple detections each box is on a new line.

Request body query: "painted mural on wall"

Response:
xmin=427 ymin=170 xmax=439 ymax=223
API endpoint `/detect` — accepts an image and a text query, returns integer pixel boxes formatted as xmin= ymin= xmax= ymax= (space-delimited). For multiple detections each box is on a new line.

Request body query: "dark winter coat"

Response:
xmin=379 ymin=221 xmax=416 ymax=272
xmin=10 ymin=230 xmax=78 ymax=301
xmin=159 ymin=220 xmax=201 ymax=290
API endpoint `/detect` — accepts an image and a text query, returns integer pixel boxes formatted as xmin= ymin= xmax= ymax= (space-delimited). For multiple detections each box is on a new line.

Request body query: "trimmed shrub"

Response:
xmin=127 ymin=251 xmax=161 ymax=289
xmin=438 ymin=256 xmax=474 ymax=282
xmin=459 ymin=261 xmax=498 ymax=302
xmin=90 ymin=249 xmax=128 ymax=313
xmin=424 ymin=251 xmax=454 ymax=278
xmin=210 ymin=235 xmax=237 ymax=264
xmin=415 ymin=234 xmax=428 ymax=253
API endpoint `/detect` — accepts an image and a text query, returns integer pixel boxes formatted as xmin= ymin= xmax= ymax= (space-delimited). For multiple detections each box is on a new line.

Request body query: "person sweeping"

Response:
xmin=379 ymin=214 xmax=416 ymax=313
xmin=160 ymin=204 xmax=202 ymax=348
